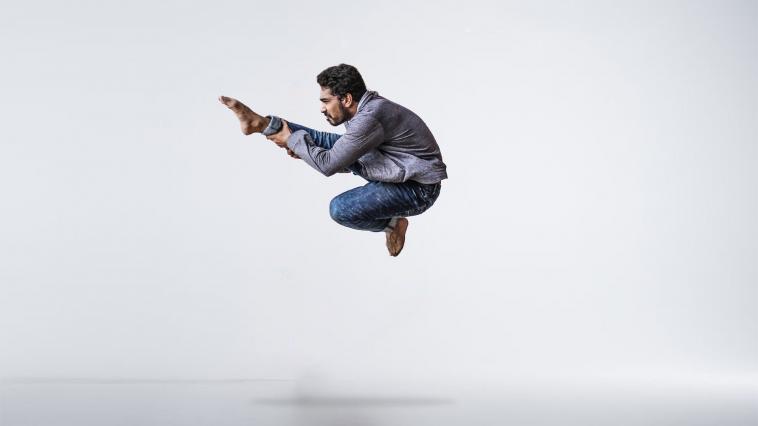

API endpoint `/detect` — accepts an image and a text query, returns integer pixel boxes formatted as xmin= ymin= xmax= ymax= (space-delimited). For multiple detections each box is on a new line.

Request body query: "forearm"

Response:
xmin=287 ymin=121 xmax=342 ymax=149
xmin=262 ymin=115 xmax=341 ymax=149
xmin=287 ymin=130 xmax=354 ymax=176
xmin=287 ymin=118 xmax=384 ymax=177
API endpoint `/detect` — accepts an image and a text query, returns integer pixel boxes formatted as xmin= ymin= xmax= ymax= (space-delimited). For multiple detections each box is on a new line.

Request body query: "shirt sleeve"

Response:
xmin=286 ymin=115 xmax=385 ymax=177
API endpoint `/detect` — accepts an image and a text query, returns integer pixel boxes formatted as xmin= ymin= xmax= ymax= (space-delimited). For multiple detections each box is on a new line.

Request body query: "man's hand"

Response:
xmin=286 ymin=148 xmax=300 ymax=159
xmin=265 ymin=120 xmax=299 ymax=159
xmin=266 ymin=119 xmax=292 ymax=148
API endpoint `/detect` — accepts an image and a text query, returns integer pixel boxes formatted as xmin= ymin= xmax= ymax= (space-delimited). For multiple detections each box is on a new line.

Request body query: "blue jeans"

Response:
xmin=288 ymin=121 xmax=442 ymax=232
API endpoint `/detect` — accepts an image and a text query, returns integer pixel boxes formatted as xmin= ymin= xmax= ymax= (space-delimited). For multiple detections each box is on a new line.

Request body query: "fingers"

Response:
xmin=267 ymin=137 xmax=287 ymax=148
xmin=286 ymin=148 xmax=300 ymax=159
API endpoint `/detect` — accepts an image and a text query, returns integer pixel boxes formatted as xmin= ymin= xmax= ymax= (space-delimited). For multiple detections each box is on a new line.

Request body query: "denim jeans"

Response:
xmin=288 ymin=121 xmax=442 ymax=232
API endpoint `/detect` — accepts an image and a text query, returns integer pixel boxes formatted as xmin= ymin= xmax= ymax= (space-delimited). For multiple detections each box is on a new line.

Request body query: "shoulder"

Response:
xmin=366 ymin=94 xmax=394 ymax=110
xmin=346 ymin=110 xmax=383 ymax=135
xmin=361 ymin=95 xmax=409 ymax=121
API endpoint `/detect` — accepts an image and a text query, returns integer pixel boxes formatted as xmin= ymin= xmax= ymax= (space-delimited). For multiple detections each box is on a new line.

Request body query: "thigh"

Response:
xmin=332 ymin=180 xmax=436 ymax=221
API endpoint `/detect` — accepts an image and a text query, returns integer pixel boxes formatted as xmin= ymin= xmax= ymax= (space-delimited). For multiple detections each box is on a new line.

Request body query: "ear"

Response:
xmin=341 ymin=93 xmax=354 ymax=107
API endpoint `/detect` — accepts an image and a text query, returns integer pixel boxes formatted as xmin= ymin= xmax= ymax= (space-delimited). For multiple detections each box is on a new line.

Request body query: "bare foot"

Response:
xmin=385 ymin=217 xmax=409 ymax=257
xmin=218 ymin=95 xmax=270 ymax=135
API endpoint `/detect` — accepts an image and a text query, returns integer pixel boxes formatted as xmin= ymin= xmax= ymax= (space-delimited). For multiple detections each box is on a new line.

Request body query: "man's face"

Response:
xmin=319 ymin=87 xmax=350 ymax=126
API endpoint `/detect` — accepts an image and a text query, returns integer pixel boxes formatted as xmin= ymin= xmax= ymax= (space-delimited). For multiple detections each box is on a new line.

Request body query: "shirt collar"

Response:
xmin=346 ymin=91 xmax=377 ymax=126
xmin=357 ymin=90 xmax=377 ymax=112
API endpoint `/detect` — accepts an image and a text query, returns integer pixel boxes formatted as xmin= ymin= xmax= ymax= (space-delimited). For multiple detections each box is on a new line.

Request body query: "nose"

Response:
xmin=320 ymin=105 xmax=327 ymax=114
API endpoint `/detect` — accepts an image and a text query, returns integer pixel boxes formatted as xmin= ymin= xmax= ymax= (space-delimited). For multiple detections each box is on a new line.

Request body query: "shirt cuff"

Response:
xmin=261 ymin=115 xmax=283 ymax=136
xmin=286 ymin=129 xmax=307 ymax=151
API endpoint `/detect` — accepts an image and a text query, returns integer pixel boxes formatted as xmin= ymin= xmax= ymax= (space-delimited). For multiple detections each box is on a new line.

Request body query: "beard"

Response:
xmin=324 ymin=103 xmax=351 ymax=126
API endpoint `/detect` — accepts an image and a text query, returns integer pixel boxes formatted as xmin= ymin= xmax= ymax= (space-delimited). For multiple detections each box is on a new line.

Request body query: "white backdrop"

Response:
xmin=1 ymin=0 xmax=756 ymax=391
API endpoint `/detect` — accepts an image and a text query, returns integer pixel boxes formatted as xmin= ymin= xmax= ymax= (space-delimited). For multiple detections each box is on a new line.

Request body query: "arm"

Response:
xmin=286 ymin=121 xmax=342 ymax=149
xmin=263 ymin=117 xmax=339 ymax=164
xmin=264 ymin=116 xmax=343 ymax=150
xmin=287 ymin=116 xmax=384 ymax=177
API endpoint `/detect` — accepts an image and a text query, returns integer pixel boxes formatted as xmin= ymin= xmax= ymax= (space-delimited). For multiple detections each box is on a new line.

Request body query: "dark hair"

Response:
xmin=317 ymin=64 xmax=367 ymax=102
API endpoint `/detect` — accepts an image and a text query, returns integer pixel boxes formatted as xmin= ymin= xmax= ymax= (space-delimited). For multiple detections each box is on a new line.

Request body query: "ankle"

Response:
xmin=250 ymin=115 xmax=270 ymax=133
xmin=383 ymin=217 xmax=399 ymax=233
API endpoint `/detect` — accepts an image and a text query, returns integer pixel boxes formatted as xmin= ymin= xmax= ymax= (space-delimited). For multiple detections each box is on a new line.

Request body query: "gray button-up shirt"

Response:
xmin=283 ymin=91 xmax=448 ymax=184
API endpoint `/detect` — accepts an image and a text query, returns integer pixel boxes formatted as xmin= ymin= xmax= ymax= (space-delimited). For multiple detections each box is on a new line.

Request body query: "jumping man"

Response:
xmin=219 ymin=64 xmax=447 ymax=256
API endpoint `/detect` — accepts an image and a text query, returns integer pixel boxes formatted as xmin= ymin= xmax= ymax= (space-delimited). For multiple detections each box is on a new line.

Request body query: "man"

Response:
xmin=219 ymin=64 xmax=447 ymax=256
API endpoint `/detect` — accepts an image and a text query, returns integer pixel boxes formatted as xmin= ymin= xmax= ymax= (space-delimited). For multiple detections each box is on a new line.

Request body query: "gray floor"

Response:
xmin=2 ymin=377 xmax=756 ymax=426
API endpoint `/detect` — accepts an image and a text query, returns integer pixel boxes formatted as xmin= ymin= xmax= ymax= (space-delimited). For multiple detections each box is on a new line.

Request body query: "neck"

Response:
xmin=346 ymin=104 xmax=358 ymax=120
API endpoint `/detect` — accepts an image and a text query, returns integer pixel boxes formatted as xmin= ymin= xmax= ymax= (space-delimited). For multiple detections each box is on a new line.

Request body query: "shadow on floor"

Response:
xmin=254 ymin=395 xmax=456 ymax=407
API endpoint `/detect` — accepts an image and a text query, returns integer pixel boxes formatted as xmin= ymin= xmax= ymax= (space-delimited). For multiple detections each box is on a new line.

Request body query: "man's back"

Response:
xmin=347 ymin=91 xmax=448 ymax=184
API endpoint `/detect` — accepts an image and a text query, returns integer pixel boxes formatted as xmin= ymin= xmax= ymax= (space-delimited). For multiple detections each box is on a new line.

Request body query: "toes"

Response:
xmin=219 ymin=96 xmax=238 ymax=108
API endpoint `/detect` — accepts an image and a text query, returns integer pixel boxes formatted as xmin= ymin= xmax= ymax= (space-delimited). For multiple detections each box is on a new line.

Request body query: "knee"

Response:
xmin=329 ymin=196 xmax=351 ymax=225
